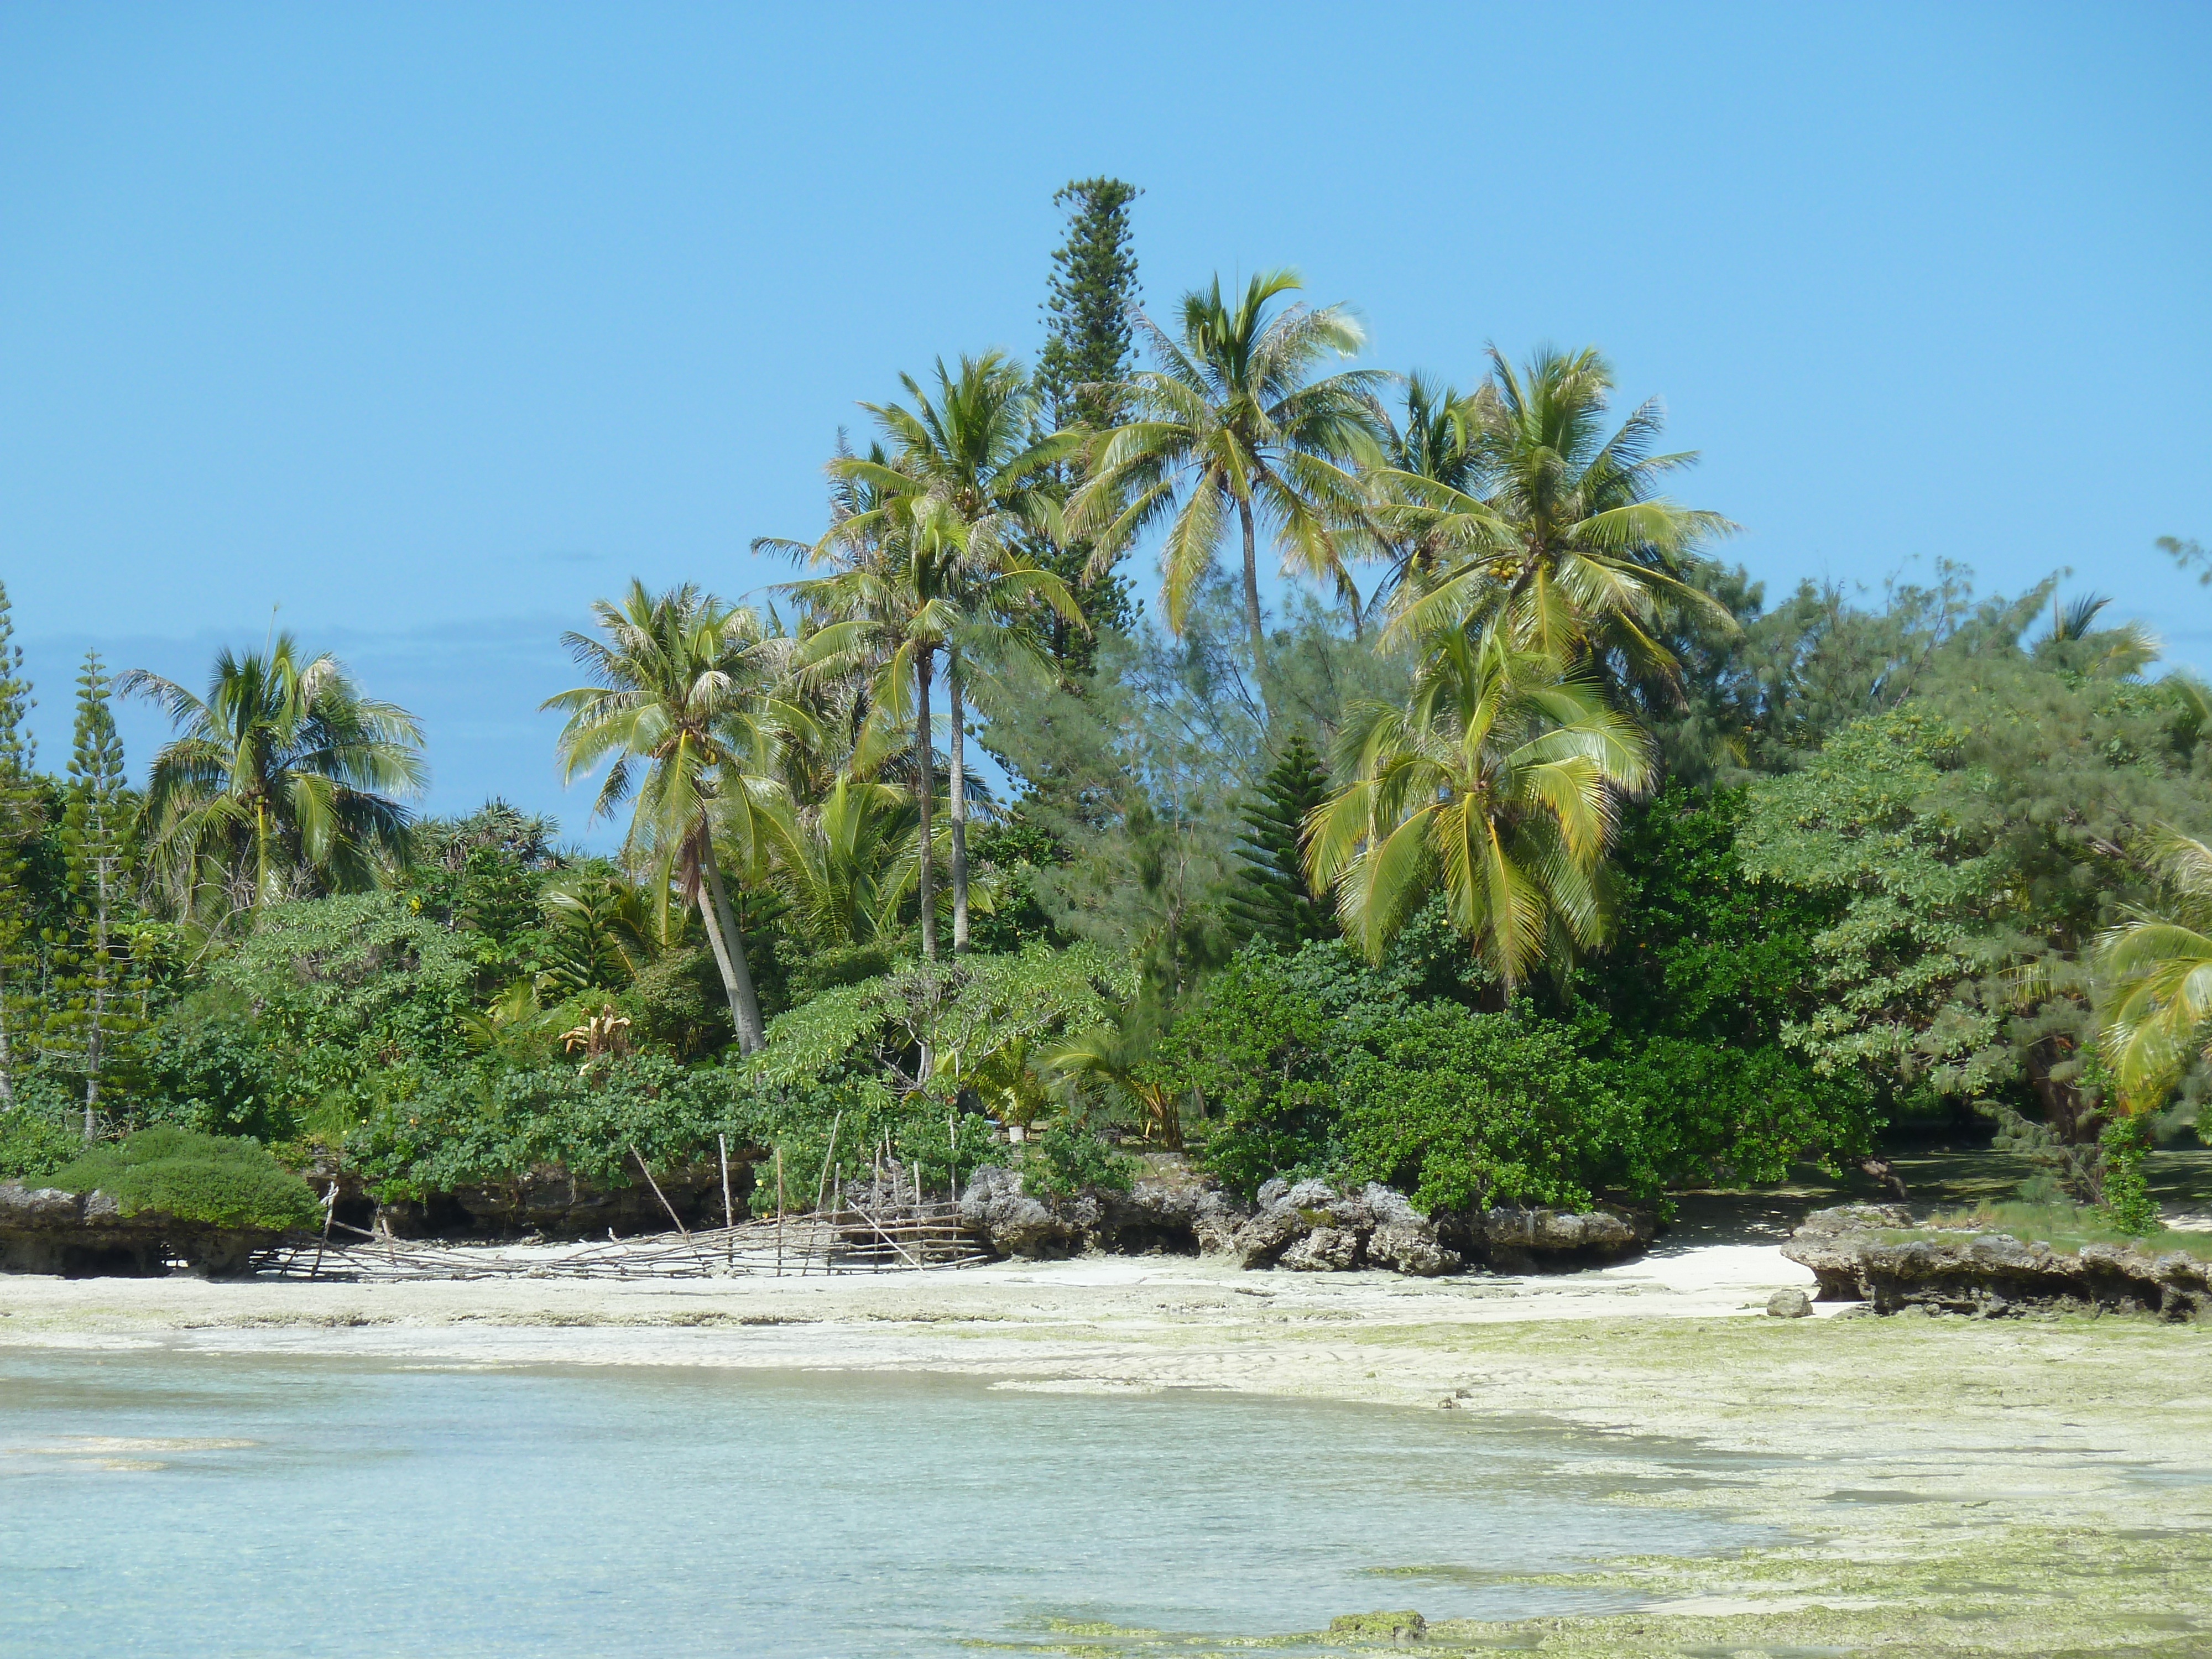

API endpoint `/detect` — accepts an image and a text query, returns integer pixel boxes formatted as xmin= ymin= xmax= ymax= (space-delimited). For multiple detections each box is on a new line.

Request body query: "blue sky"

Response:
xmin=3 ymin=2 xmax=2207 ymax=841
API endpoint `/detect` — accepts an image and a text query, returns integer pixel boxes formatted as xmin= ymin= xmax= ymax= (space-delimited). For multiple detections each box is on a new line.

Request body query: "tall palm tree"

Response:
xmin=1305 ymin=624 xmax=1653 ymax=988
xmin=541 ymin=581 xmax=807 ymax=1053
xmin=2096 ymin=827 xmax=2212 ymax=1113
xmin=1365 ymin=373 xmax=1483 ymax=613
xmin=119 ymin=636 xmax=425 ymax=922
xmin=774 ymin=359 xmax=1083 ymax=954
xmin=1071 ymin=270 xmax=1385 ymax=674
xmin=1379 ymin=346 xmax=1733 ymax=684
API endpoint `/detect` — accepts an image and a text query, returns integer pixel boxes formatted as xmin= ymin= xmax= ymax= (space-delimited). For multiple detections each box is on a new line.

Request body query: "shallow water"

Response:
xmin=0 ymin=1350 xmax=1765 ymax=1657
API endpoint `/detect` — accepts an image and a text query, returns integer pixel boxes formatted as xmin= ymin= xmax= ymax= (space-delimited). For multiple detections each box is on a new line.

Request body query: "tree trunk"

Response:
xmin=82 ymin=1018 xmax=98 ymax=1141
xmin=697 ymin=839 xmax=766 ymax=1053
xmin=1237 ymin=494 xmax=1274 ymax=721
xmin=915 ymin=651 xmax=937 ymax=962
xmin=84 ymin=831 xmax=110 ymax=1140
xmin=0 ymin=997 xmax=15 ymax=1110
xmin=1237 ymin=495 xmax=1266 ymax=664
xmin=948 ymin=655 xmax=969 ymax=954
xmin=2027 ymin=1037 xmax=2100 ymax=1144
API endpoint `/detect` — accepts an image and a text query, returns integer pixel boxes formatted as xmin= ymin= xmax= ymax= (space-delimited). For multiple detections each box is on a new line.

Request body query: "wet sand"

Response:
xmin=4 ymin=1238 xmax=2209 ymax=1653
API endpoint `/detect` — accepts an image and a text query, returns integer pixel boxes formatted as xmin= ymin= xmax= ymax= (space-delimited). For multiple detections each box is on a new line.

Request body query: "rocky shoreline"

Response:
xmin=958 ymin=1159 xmax=1653 ymax=1275
xmin=0 ymin=1181 xmax=284 ymax=1277
xmin=1782 ymin=1203 xmax=2212 ymax=1319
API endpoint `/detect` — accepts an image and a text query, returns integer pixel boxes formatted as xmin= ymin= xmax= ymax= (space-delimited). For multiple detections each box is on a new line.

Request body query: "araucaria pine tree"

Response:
xmin=0 ymin=582 xmax=39 ymax=1109
xmin=50 ymin=652 xmax=142 ymax=1137
xmin=1225 ymin=734 xmax=1337 ymax=948
xmin=1035 ymin=177 xmax=1142 ymax=663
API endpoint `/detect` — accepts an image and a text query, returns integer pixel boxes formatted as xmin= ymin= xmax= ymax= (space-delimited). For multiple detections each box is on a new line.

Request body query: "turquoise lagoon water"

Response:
xmin=0 ymin=1351 xmax=1764 ymax=1657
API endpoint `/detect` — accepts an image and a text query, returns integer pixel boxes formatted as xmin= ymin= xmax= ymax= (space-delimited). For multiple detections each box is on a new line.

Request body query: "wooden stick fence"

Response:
xmin=252 ymin=1198 xmax=987 ymax=1283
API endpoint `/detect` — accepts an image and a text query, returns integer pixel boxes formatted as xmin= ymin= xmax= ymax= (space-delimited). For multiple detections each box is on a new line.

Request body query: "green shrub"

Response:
xmin=1162 ymin=939 xmax=1418 ymax=1192
xmin=352 ymin=1052 xmax=749 ymax=1200
xmin=137 ymin=988 xmax=286 ymax=1140
xmin=46 ymin=1128 xmax=321 ymax=1230
xmin=0 ymin=1099 xmax=85 ymax=1184
xmin=1337 ymin=1007 xmax=1650 ymax=1213
xmin=1604 ymin=1033 xmax=1875 ymax=1188
xmin=1021 ymin=1115 xmax=1138 ymax=1198
xmin=2099 ymin=1116 xmax=2159 ymax=1236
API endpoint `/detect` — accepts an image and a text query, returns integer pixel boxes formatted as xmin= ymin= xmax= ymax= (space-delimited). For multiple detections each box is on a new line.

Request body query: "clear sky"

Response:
xmin=4 ymin=3 xmax=2208 ymax=841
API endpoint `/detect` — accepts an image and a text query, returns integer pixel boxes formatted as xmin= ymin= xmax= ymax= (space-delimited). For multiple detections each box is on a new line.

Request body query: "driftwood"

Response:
xmin=251 ymin=1197 xmax=985 ymax=1283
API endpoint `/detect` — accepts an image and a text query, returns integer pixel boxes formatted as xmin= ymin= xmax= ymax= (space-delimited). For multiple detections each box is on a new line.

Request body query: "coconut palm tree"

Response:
xmin=763 ymin=774 xmax=925 ymax=951
xmin=2096 ymin=827 xmax=2212 ymax=1113
xmin=807 ymin=354 xmax=1083 ymax=951
xmin=541 ymin=581 xmax=808 ymax=1053
xmin=775 ymin=367 xmax=1084 ymax=956
xmin=118 ymin=636 xmax=425 ymax=923
xmin=1365 ymin=374 xmax=1483 ymax=614
xmin=1071 ymin=270 xmax=1386 ymax=674
xmin=1378 ymin=346 xmax=1733 ymax=684
xmin=1305 ymin=624 xmax=1653 ymax=988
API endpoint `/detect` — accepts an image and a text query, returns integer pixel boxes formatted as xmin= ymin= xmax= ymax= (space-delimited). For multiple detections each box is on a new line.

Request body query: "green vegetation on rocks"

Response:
xmin=45 ymin=1128 xmax=319 ymax=1230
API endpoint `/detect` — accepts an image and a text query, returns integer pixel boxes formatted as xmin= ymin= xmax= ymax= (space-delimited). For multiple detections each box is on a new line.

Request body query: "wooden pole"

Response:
xmin=308 ymin=1181 xmax=338 ymax=1282
xmin=630 ymin=1146 xmax=690 ymax=1240
xmin=811 ymin=1112 xmax=842 ymax=1277
xmin=718 ymin=1134 xmax=735 ymax=1267
xmin=775 ymin=1146 xmax=785 ymax=1277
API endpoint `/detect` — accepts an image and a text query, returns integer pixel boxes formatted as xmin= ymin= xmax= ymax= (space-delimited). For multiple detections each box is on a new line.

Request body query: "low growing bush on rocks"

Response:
xmin=45 ymin=1128 xmax=321 ymax=1230
xmin=1020 ymin=1113 xmax=1139 ymax=1198
xmin=1336 ymin=1006 xmax=1653 ymax=1213
xmin=1166 ymin=940 xmax=1657 ymax=1210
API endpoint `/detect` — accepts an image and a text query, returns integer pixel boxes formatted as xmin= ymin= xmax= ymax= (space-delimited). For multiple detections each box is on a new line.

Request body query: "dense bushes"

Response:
xmin=349 ymin=1053 xmax=749 ymax=1201
xmin=1563 ymin=787 xmax=1881 ymax=1185
xmin=1337 ymin=1006 xmax=1646 ymax=1213
xmin=45 ymin=1128 xmax=321 ymax=1230
xmin=1165 ymin=940 xmax=1648 ymax=1209
xmin=0 ymin=1087 xmax=85 ymax=1184
xmin=1165 ymin=841 xmax=1882 ymax=1213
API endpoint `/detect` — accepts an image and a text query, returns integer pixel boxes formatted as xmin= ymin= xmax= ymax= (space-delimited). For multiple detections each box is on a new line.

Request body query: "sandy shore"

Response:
xmin=6 ymin=1241 xmax=2211 ymax=1654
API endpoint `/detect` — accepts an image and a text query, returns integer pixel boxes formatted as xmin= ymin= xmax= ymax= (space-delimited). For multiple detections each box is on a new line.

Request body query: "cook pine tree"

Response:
xmin=1034 ymin=176 xmax=1142 ymax=670
xmin=1226 ymin=734 xmax=1337 ymax=948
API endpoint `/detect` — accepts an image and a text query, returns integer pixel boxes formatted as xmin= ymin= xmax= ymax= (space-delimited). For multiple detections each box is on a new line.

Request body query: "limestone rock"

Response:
xmin=1230 ymin=1202 xmax=1311 ymax=1270
xmin=1766 ymin=1287 xmax=1813 ymax=1318
xmin=959 ymin=1165 xmax=1087 ymax=1259
xmin=957 ymin=1157 xmax=1246 ymax=1260
xmin=1279 ymin=1226 xmax=1362 ymax=1271
xmin=1470 ymin=1203 xmax=1651 ymax=1271
xmin=1361 ymin=1185 xmax=1460 ymax=1276
xmin=0 ymin=1182 xmax=283 ymax=1279
xmin=1780 ymin=1208 xmax=2212 ymax=1319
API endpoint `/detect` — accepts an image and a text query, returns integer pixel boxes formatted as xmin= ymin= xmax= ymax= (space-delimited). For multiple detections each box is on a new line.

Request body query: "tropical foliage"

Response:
xmin=3 ymin=179 xmax=2204 ymax=1242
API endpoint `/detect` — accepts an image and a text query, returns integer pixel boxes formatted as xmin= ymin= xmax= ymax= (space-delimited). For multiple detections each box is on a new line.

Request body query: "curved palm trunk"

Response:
xmin=697 ymin=840 xmax=766 ymax=1053
xmin=948 ymin=656 xmax=968 ymax=953
xmin=915 ymin=651 xmax=937 ymax=962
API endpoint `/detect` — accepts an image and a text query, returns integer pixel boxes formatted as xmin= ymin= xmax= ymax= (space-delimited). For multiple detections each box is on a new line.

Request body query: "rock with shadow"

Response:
xmin=0 ymin=1182 xmax=280 ymax=1278
xmin=958 ymin=1160 xmax=1655 ymax=1277
xmin=1782 ymin=1203 xmax=2212 ymax=1319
